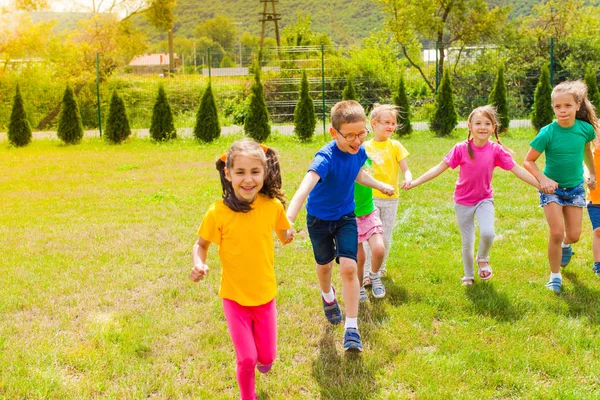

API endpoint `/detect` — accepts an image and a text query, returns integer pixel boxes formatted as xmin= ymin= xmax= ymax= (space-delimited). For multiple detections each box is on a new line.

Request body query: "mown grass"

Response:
xmin=2 ymin=129 xmax=600 ymax=399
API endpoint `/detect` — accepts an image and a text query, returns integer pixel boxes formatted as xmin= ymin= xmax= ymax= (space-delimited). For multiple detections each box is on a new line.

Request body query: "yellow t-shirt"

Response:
xmin=364 ymin=138 xmax=410 ymax=199
xmin=588 ymin=147 xmax=600 ymax=204
xmin=198 ymin=195 xmax=291 ymax=306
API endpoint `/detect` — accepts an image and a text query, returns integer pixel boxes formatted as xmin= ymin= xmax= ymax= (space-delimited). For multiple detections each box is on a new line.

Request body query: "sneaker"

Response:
xmin=343 ymin=327 xmax=363 ymax=352
xmin=359 ymin=287 xmax=369 ymax=303
xmin=257 ymin=362 xmax=272 ymax=374
xmin=363 ymin=275 xmax=371 ymax=287
xmin=321 ymin=287 xmax=342 ymax=324
xmin=379 ymin=267 xmax=387 ymax=277
xmin=561 ymin=245 xmax=574 ymax=267
xmin=593 ymin=262 xmax=600 ymax=275
xmin=370 ymin=274 xmax=386 ymax=299
xmin=545 ymin=277 xmax=562 ymax=293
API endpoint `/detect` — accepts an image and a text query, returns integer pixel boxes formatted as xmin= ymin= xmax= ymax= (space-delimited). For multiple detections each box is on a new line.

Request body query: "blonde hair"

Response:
xmin=331 ymin=100 xmax=366 ymax=130
xmin=466 ymin=105 xmax=511 ymax=159
xmin=369 ymin=103 xmax=399 ymax=121
xmin=552 ymin=80 xmax=600 ymax=132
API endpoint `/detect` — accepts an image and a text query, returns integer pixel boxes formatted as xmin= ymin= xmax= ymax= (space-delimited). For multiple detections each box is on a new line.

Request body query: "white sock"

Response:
xmin=561 ymin=242 xmax=570 ymax=248
xmin=369 ymin=271 xmax=380 ymax=279
xmin=322 ymin=288 xmax=335 ymax=303
xmin=551 ymin=272 xmax=562 ymax=281
xmin=344 ymin=317 xmax=358 ymax=329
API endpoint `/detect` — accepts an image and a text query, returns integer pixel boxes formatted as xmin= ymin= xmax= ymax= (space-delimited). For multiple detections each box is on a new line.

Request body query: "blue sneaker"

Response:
xmin=545 ymin=277 xmax=562 ymax=293
xmin=322 ymin=287 xmax=342 ymax=324
xmin=257 ymin=362 xmax=272 ymax=374
xmin=593 ymin=262 xmax=600 ymax=275
xmin=343 ymin=327 xmax=363 ymax=352
xmin=359 ymin=287 xmax=369 ymax=303
xmin=561 ymin=245 xmax=574 ymax=267
xmin=370 ymin=274 xmax=386 ymax=299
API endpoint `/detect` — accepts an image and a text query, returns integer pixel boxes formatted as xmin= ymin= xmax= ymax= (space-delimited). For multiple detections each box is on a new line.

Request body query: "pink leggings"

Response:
xmin=222 ymin=298 xmax=277 ymax=400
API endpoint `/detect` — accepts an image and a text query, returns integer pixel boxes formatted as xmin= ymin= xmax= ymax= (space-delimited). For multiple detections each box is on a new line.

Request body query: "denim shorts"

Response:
xmin=588 ymin=202 xmax=600 ymax=230
xmin=307 ymin=212 xmax=358 ymax=265
xmin=539 ymin=183 xmax=586 ymax=207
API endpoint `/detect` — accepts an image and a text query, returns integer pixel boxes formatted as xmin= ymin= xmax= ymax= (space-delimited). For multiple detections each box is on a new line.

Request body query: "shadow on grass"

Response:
xmin=311 ymin=325 xmax=378 ymax=400
xmin=465 ymin=281 xmax=523 ymax=322
xmin=257 ymin=391 xmax=270 ymax=400
xmin=563 ymin=271 xmax=600 ymax=324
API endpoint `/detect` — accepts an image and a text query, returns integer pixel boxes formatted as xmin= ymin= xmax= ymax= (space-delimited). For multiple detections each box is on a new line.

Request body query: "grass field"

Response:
xmin=2 ymin=129 xmax=600 ymax=399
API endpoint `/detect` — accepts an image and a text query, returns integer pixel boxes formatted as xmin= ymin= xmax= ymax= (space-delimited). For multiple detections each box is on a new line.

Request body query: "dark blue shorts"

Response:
xmin=306 ymin=212 xmax=358 ymax=265
xmin=587 ymin=202 xmax=600 ymax=230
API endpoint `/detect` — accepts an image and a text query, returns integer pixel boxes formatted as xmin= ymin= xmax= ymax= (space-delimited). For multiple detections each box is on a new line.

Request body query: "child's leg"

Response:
xmin=357 ymin=242 xmax=366 ymax=286
xmin=474 ymin=199 xmax=495 ymax=266
xmin=455 ymin=203 xmax=476 ymax=279
xmin=253 ymin=299 xmax=277 ymax=373
xmin=340 ymin=257 xmax=359 ymax=318
xmin=373 ymin=198 xmax=399 ymax=272
xmin=222 ymin=299 xmax=259 ymax=400
xmin=543 ymin=203 xmax=565 ymax=273
xmin=316 ymin=261 xmax=334 ymax=294
xmin=563 ymin=205 xmax=583 ymax=246
xmin=367 ymin=233 xmax=385 ymax=274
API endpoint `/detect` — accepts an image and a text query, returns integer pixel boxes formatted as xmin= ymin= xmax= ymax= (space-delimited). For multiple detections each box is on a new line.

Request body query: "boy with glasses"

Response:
xmin=286 ymin=100 xmax=394 ymax=352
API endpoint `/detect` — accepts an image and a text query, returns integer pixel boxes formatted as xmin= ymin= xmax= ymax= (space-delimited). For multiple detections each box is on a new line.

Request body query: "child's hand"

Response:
xmin=379 ymin=183 xmax=395 ymax=196
xmin=401 ymin=179 xmax=412 ymax=190
xmin=587 ymin=174 xmax=597 ymax=190
xmin=190 ymin=264 xmax=209 ymax=282
xmin=284 ymin=228 xmax=295 ymax=244
xmin=538 ymin=176 xmax=558 ymax=194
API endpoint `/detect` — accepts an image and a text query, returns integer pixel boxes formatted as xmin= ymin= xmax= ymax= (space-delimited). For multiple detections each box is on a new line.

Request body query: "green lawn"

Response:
xmin=2 ymin=130 xmax=600 ymax=399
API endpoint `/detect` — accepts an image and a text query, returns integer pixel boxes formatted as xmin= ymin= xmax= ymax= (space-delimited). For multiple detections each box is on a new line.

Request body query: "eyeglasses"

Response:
xmin=334 ymin=127 xmax=369 ymax=142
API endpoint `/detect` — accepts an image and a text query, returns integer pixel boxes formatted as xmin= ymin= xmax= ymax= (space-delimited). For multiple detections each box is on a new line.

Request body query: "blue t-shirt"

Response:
xmin=307 ymin=141 xmax=368 ymax=220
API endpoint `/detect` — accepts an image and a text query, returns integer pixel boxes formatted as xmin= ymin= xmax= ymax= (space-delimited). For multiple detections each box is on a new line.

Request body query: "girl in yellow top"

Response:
xmin=190 ymin=139 xmax=294 ymax=400
xmin=586 ymin=137 xmax=600 ymax=276
xmin=363 ymin=103 xmax=412 ymax=281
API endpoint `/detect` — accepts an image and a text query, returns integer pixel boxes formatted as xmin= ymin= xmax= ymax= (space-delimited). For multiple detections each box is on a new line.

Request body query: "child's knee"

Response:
xmin=480 ymin=230 xmax=495 ymax=243
xmin=237 ymin=355 xmax=258 ymax=371
xmin=339 ymin=259 xmax=357 ymax=279
xmin=594 ymin=228 xmax=600 ymax=240
xmin=371 ymin=244 xmax=385 ymax=260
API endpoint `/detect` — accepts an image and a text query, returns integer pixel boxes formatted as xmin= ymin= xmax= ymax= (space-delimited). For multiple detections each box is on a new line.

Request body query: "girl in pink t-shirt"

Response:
xmin=405 ymin=106 xmax=539 ymax=285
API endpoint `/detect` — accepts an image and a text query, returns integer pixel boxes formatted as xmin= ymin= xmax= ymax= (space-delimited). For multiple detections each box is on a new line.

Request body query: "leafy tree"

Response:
xmin=585 ymin=67 xmax=600 ymax=111
xmin=531 ymin=65 xmax=554 ymax=132
xmin=104 ymin=89 xmax=132 ymax=144
xmin=393 ymin=74 xmax=412 ymax=137
xmin=281 ymin=13 xmax=331 ymax=47
xmin=294 ymin=70 xmax=316 ymax=142
xmin=57 ymin=84 xmax=84 ymax=145
xmin=8 ymin=84 xmax=32 ymax=147
xmin=244 ymin=65 xmax=271 ymax=142
xmin=194 ymin=83 xmax=220 ymax=142
xmin=342 ymin=76 xmax=357 ymax=101
xmin=195 ymin=15 xmax=238 ymax=49
xmin=150 ymin=85 xmax=176 ymax=141
xmin=430 ymin=70 xmax=457 ymax=137
xmin=378 ymin=0 xmax=509 ymax=92
xmin=488 ymin=65 xmax=510 ymax=132
xmin=220 ymin=55 xmax=235 ymax=68
xmin=146 ymin=0 xmax=177 ymax=73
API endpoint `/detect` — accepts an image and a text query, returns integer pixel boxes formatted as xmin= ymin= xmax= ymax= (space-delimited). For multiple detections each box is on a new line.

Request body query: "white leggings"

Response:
xmin=454 ymin=199 xmax=495 ymax=279
xmin=364 ymin=197 xmax=399 ymax=276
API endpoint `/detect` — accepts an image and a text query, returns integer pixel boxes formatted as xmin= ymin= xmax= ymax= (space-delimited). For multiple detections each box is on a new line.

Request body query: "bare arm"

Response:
xmin=404 ymin=161 xmax=450 ymax=190
xmin=355 ymin=169 xmax=395 ymax=196
xmin=399 ymin=158 xmax=413 ymax=189
xmin=523 ymin=147 xmax=557 ymax=194
xmin=286 ymin=171 xmax=320 ymax=224
xmin=510 ymin=164 xmax=541 ymax=190
xmin=584 ymin=142 xmax=597 ymax=190
xmin=190 ymin=236 xmax=211 ymax=282
xmin=276 ymin=225 xmax=295 ymax=244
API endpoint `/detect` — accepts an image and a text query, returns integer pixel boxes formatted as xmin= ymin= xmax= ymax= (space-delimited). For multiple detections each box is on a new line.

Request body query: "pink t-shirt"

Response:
xmin=443 ymin=140 xmax=516 ymax=206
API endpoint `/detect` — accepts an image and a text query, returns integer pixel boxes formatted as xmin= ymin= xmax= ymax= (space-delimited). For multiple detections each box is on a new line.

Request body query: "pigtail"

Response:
xmin=577 ymin=98 xmax=600 ymax=134
xmin=215 ymin=156 xmax=253 ymax=213
xmin=466 ymin=131 xmax=474 ymax=160
xmin=261 ymin=148 xmax=286 ymax=207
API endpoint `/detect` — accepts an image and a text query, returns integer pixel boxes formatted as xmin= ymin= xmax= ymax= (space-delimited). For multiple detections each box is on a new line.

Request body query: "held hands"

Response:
xmin=190 ymin=263 xmax=209 ymax=282
xmin=379 ymin=183 xmax=396 ymax=196
xmin=402 ymin=180 xmax=417 ymax=190
xmin=283 ymin=228 xmax=295 ymax=245
xmin=587 ymin=174 xmax=597 ymax=190
xmin=538 ymin=176 xmax=558 ymax=194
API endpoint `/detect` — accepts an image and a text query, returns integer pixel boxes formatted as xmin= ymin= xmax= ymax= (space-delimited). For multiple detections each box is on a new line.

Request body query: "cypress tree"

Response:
xmin=489 ymin=65 xmax=510 ymax=132
xmin=7 ymin=84 xmax=32 ymax=147
xmin=56 ymin=83 xmax=84 ymax=145
xmin=342 ymin=75 xmax=357 ymax=101
xmin=104 ymin=89 xmax=132 ymax=144
xmin=585 ymin=67 xmax=600 ymax=112
xmin=150 ymin=84 xmax=176 ymax=141
xmin=194 ymin=83 xmax=220 ymax=142
xmin=294 ymin=70 xmax=316 ymax=142
xmin=393 ymin=74 xmax=412 ymax=137
xmin=531 ymin=65 xmax=554 ymax=132
xmin=430 ymin=70 xmax=457 ymax=137
xmin=244 ymin=65 xmax=271 ymax=142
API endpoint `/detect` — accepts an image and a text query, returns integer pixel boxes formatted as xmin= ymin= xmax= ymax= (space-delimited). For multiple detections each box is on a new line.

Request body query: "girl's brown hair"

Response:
xmin=215 ymin=139 xmax=285 ymax=212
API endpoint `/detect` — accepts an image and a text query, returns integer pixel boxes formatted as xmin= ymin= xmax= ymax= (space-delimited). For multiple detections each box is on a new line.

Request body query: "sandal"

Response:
xmin=461 ymin=276 xmax=474 ymax=286
xmin=477 ymin=261 xmax=492 ymax=280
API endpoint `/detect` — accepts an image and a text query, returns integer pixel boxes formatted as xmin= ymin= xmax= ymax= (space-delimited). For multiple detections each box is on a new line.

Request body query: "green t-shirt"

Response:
xmin=354 ymin=159 xmax=375 ymax=217
xmin=530 ymin=119 xmax=595 ymax=188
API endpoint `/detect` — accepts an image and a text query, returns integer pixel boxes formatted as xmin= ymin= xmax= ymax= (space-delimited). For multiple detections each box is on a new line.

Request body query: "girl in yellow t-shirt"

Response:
xmin=190 ymin=139 xmax=294 ymax=400
xmin=362 ymin=104 xmax=412 ymax=282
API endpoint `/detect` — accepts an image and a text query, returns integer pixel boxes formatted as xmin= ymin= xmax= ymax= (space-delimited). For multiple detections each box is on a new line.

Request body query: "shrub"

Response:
xmin=150 ymin=84 xmax=176 ymax=141
xmin=194 ymin=83 xmax=220 ymax=142
xmin=104 ymin=89 xmax=132 ymax=144
xmin=244 ymin=65 xmax=271 ymax=142
xmin=294 ymin=70 xmax=316 ymax=142
xmin=342 ymin=75 xmax=357 ymax=101
xmin=7 ymin=84 xmax=32 ymax=147
xmin=585 ymin=67 xmax=600 ymax=112
xmin=531 ymin=65 xmax=554 ymax=132
xmin=489 ymin=65 xmax=510 ymax=132
xmin=220 ymin=55 xmax=236 ymax=68
xmin=430 ymin=70 xmax=457 ymax=137
xmin=57 ymin=84 xmax=84 ymax=145
xmin=394 ymin=74 xmax=412 ymax=137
